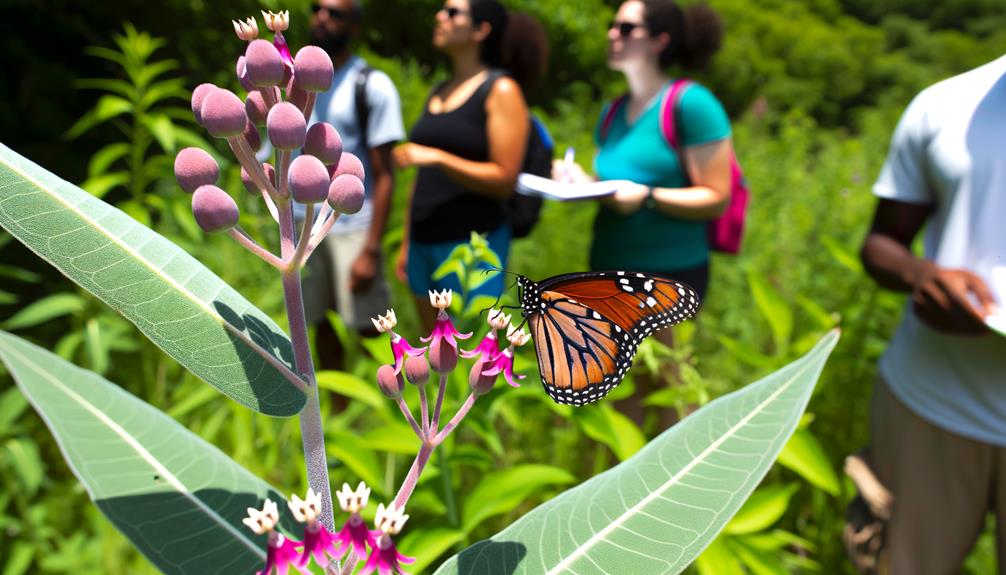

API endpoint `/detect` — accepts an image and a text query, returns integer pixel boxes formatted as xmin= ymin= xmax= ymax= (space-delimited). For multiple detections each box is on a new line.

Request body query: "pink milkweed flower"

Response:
xmin=460 ymin=308 xmax=509 ymax=361
xmin=422 ymin=290 xmax=472 ymax=373
xmin=481 ymin=325 xmax=531 ymax=388
xmin=288 ymin=489 xmax=339 ymax=568
xmin=333 ymin=482 xmax=379 ymax=561
xmin=262 ymin=10 xmax=294 ymax=67
xmin=360 ymin=502 xmax=415 ymax=575
xmin=243 ymin=499 xmax=308 ymax=575
xmin=372 ymin=310 xmax=427 ymax=375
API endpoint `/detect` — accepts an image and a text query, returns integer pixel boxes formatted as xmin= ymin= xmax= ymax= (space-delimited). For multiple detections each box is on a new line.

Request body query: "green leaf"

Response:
xmin=822 ymin=235 xmax=863 ymax=275
xmin=316 ymin=370 xmax=387 ymax=410
xmin=728 ymin=538 xmax=789 ymax=575
xmin=0 ymin=264 xmax=43 ymax=284
xmin=717 ymin=335 xmax=777 ymax=369
xmin=328 ymin=431 xmax=384 ymax=492
xmin=398 ymin=528 xmax=465 ymax=575
xmin=84 ymin=318 xmax=109 ymax=374
xmin=461 ymin=464 xmax=575 ymax=533
xmin=357 ymin=423 xmax=422 ymax=454
xmin=87 ymin=143 xmax=131 ymax=177
xmin=2 ymin=293 xmax=85 ymax=330
xmin=1 ymin=541 xmax=34 ymax=575
xmin=748 ymin=270 xmax=792 ymax=354
xmin=434 ymin=330 xmax=840 ymax=575
xmin=723 ymin=483 xmax=800 ymax=535
xmin=0 ymin=144 xmax=305 ymax=416
xmin=0 ymin=331 xmax=294 ymax=574
xmin=0 ymin=387 xmax=29 ymax=435
xmin=1 ymin=438 xmax=44 ymax=496
xmin=142 ymin=113 xmax=177 ymax=152
xmin=432 ymin=258 xmax=465 ymax=283
xmin=777 ymin=428 xmax=841 ymax=496
xmin=64 ymin=95 xmax=133 ymax=140
xmin=572 ymin=404 xmax=646 ymax=461
xmin=79 ymin=172 xmax=130 ymax=199
xmin=695 ymin=537 xmax=745 ymax=575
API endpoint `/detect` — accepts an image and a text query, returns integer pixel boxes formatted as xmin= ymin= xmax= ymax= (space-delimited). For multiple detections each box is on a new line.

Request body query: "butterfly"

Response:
xmin=515 ymin=271 xmax=700 ymax=406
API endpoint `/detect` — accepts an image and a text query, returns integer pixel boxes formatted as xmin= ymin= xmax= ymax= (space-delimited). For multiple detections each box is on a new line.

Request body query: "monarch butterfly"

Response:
xmin=516 ymin=271 xmax=700 ymax=406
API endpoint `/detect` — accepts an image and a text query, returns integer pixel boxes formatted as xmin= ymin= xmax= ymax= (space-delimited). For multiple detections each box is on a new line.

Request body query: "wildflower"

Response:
xmin=422 ymin=290 xmax=472 ymax=373
xmin=244 ymin=39 xmax=285 ymax=88
xmin=481 ymin=325 xmax=531 ymax=388
xmin=243 ymin=499 xmax=307 ymax=575
xmin=192 ymin=185 xmax=239 ymax=233
xmin=371 ymin=310 xmax=426 ymax=374
xmin=262 ymin=10 xmax=294 ymax=66
xmin=460 ymin=308 xmax=509 ymax=361
xmin=287 ymin=489 xmax=339 ymax=569
xmin=377 ymin=364 xmax=405 ymax=399
xmin=333 ymin=482 xmax=379 ymax=561
xmin=232 ymin=17 xmax=258 ymax=41
xmin=360 ymin=502 xmax=415 ymax=575
xmin=174 ymin=147 xmax=219 ymax=193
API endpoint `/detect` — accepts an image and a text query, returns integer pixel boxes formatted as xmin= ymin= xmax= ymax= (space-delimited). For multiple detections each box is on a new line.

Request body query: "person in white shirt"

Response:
xmin=303 ymin=0 xmax=404 ymax=370
xmin=858 ymin=55 xmax=1006 ymax=574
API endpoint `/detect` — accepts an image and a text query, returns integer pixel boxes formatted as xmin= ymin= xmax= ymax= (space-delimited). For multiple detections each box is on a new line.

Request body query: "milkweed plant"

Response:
xmin=0 ymin=8 xmax=841 ymax=575
xmin=179 ymin=11 xmax=538 ymax=574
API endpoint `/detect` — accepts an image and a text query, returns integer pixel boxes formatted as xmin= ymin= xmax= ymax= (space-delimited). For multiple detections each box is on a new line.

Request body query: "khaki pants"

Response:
xmin=301 ymin=229 xmax=390 ymax=331
xmin=871 ymin=376 xmax=1006 ymax=574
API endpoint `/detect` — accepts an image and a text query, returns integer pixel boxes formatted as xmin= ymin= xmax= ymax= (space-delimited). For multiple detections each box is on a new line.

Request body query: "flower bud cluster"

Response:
xmin=174 ymin=11 xmax=365 ymax=239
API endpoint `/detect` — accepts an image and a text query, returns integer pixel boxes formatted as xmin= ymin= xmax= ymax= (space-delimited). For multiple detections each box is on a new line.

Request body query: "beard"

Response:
xmin=311 ymin=27 xmax=352 ymax=56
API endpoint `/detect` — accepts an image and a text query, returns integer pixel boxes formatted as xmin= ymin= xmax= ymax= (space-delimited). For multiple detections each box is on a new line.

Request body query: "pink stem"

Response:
xmin=289 ymin=202 xmax=315 ymax=269
xmin=393 ymin=442 xmax=435 ymax=509
xmin=418 ymin=384 xmax=430 ymax=438
xmin=276 ymin=150 xmax=291 ymax=198
xmin=396 ymin=397 xmax=422 ymax=438
xmin=431 ymin=373 xmax=448 ymax=431
xmin=306 ymin=210 xmax=341 ymax=257
xmin=434 ymin=393 xmax=477 ymax=444
xmin=227 ymin=226 xmax=283 ymax=270
xmin=228 ymin=137 xmax=278 ymax=198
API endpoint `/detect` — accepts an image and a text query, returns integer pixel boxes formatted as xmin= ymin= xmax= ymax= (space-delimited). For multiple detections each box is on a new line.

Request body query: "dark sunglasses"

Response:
xmin=439 ymin=6 xmax=469 ymax=19
xmin=312 ymin=5 xmax=350 ymax=19
xmin=610 ymin=20 xmax=646 ymax=37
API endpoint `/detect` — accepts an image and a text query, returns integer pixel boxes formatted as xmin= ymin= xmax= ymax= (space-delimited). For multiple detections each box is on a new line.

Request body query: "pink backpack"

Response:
xmin=600 ymin=79 xmax=748 ymax=254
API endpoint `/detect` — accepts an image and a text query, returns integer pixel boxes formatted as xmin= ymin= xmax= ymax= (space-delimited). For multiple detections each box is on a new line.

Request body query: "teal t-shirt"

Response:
xmin=591 ymin=82 xmax=731 ymax=272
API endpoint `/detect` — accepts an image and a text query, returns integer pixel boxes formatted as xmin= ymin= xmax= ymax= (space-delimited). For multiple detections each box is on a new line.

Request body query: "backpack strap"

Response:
xmin=658 ymin=78 xmax=693 ymax=151
xmin=354 ymin=65 xmax=374 ymax=147
xmin=598 ymin=95 xmax=627 ymax=143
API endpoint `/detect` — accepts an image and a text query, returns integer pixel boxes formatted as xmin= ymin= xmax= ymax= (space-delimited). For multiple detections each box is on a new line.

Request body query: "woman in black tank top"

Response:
xmin=392 ymin=0 xmax=530 ymax=330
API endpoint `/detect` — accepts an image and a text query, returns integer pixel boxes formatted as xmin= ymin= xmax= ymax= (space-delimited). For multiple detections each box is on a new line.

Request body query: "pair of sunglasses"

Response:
xmin=610 ymin=20 xmax=647 ymax=37
xmin=311 ymin=5 xmax=351 ymax=19
xmin=439 ymin=6 xmax=470 ymax=19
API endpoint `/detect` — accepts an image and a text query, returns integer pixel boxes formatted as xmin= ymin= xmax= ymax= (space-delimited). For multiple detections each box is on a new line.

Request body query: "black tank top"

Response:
xmin=409 ymin=73 xmax=506 ymax=242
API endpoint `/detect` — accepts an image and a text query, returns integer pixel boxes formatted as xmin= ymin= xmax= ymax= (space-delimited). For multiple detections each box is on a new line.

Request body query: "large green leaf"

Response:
xmin=0 ymin=143 xmax=304 ymax=416
xmin=433 ymin=330 xmax=839 ymax=575
xmin=0 ymin=331 xmax=292 ymax=574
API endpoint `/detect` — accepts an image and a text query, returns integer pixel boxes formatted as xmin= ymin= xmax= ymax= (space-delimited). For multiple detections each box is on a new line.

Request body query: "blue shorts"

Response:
xmin=407 ymin=225 xmax=511 ymax=299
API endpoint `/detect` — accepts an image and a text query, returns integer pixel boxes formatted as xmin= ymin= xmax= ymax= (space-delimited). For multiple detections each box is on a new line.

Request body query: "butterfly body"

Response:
xmin=517 ymin=271 xmax=699 ymax=406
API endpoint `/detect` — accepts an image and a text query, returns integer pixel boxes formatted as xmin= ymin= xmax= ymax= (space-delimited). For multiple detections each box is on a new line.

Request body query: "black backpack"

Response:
xmin=481 ymin=69 xmax=552 ymax=239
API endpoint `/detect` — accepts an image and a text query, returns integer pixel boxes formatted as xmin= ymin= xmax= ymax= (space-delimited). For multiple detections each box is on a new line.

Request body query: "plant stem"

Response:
xmin=227 ymin=226 xmax=283 ymax=269
xmin=393 ymin=441 xmax=434 ymax=509
xmin=278 ymin=200 xmax=335 ymax=530
xmin=418 ymin=384 xmax=430 ymax=437
xmin=432 ymin=373 xmax=448 ymax=430
xmin=435 ymin=393 xmax=477 ymax=444
xmin=396 ymin=397 xmax=423 ymax=437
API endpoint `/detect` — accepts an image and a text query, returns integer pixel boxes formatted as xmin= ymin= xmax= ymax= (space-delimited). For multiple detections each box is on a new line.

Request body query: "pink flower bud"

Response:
xmin=377 ymin=364 xmax=405 ymax=399
xmin=242 ymin=121 xmax=261 ymax=150
xmin=244 ymin=39 xmax=285 ymax=87
xmin=288 ymin=155 xmax=330 ymax=204
xmin=304 ymin=123 xmax=343 ymax=165
xmin=236 ymin=56 xmax=255 ymax=92
xmin=404 ymin=355 xmax=430 ymax=386
xmin=174 ymin=147 xmax=219 ymax=193
xmin=469 ymin=358 xmax=496 ymax=396
xmin=286 ymin=76 xmax=309 ymax=111
xmin=331 ymin=152 xmax=365 ymax=180
xmin=328 ymin=175 xmax=365 ymax=214
xmin=201 ymin=89 xmax=248 ymax=138
xmin=428 ymin=337 xmax=458 ymax=373
xmin=245 ymin=92 xmax=269 ymax=126
xmin=293 ymin=46 xmax=334 ymax=92
xmin=191 ymin=83 xmax=217 ymax=126
xmin=266 ymin=102 xmax=306 ymax=151
xmin=192 ymin=185 xmax=239 ymax=233
xmin=241 ymin=163 xmax=275 ymax=194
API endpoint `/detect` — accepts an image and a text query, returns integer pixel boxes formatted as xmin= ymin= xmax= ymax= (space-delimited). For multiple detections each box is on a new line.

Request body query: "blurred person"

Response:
xmin=558 ymin=0 xmax=732 ymax=425
xmin=853 ymin=55 xmax=1006 ymax=575
xmin=301 ymin=0 xmax=404 ymax=370
xmin=393 ymin=0 xmax=529 ymax=331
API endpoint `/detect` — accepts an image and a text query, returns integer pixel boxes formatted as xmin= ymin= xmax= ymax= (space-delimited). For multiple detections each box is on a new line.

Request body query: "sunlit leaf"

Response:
xmin=64 ymin=95 xmax=133 ymax=140
xmin=2 ymin=438 xmax=44 ymax=496
xmin=0 ymin=331 xmax=295 ymax=575
xmin=398 ymin=528 xmax=465 ymax=575
xmin=778 ymin=428 xmax=841 ymax=496
xmin=695 ymin=537 xmax=744 ymax=575
xmin=434 ymin=331 xmax=839 ymax=575
xmin=461 ymin=464 xmax=576 ymax=533
xmin=2 ymin=293 xmax=85 ymax=330
xmin=572 ymin=404 xmax=646 ymax=461
xmin=723 ymin=483 xmax=800 ymax=535
xmin=748 ymin=270 xmax=793 ymax=354
xmin=0 ymin=144 xmax=305 ymax=416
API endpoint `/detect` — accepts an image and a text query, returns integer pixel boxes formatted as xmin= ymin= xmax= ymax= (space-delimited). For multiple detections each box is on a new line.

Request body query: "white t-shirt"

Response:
xmin=294 ymin=56 xmax=405 ymax=234
xmin=873 ymin=55 xmax=1006 ymax=446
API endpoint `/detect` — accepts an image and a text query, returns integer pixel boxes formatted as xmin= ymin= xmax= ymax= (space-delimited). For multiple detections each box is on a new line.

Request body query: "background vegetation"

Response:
xmin=2 ymin=0 xmax=1005 ymax=573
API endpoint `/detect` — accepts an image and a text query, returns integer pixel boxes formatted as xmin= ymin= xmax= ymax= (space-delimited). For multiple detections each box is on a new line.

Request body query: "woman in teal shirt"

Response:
xmin=590 ymin=0 xmax=733 ymax=302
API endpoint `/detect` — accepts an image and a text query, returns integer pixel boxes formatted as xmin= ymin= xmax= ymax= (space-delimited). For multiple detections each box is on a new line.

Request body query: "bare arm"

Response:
xmin=860 ymin=198 xmax=932 ymax=291
xmin=394 ymin=77 xmax=529 ymax=200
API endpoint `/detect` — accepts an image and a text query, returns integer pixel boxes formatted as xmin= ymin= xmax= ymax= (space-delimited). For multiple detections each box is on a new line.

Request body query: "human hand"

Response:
xmin=395 ymin=243 xmax=409 ymax=284
xmin=911 ymin=261 xmax=997 ymax=335
xmin=393 ymin=143 xmax=441 ymax=169
xmin=602 ymin=183 xmax=649 ymax=215
xmin=349 ymin=249 xmax=378 ymax=293
xmin=551 ymin=158 xmax=590 ymax=184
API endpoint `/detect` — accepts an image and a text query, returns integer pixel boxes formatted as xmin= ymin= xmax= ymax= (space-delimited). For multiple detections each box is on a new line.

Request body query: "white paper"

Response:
xmin=987 ymin=313 xmax=1006 ymax=337
xmin=516 ymin=173 xmax=634 ymax=201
